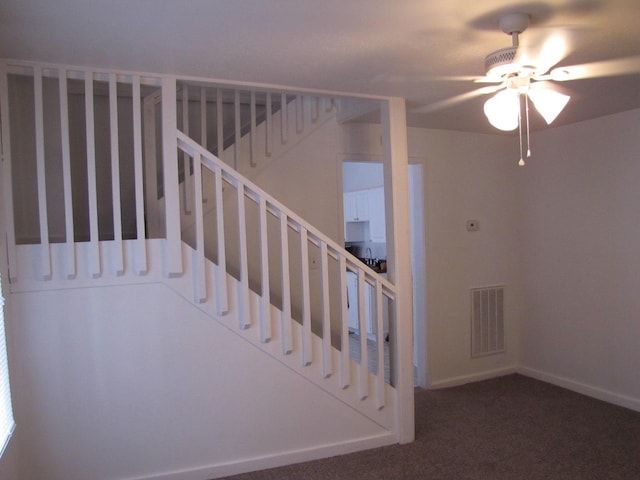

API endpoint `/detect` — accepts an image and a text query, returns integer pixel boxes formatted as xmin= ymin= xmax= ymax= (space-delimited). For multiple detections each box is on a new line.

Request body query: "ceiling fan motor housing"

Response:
xmin=484 ymin=46 xmax=519 ymax=77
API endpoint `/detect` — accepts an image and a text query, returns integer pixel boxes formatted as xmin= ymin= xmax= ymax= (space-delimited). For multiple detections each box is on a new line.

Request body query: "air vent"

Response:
xmin=471 ymin=286 xmax=505 ymax=357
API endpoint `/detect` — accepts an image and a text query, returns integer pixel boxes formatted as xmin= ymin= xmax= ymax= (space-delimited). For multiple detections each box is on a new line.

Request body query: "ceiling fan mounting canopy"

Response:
xmin=498 ymin=12 xmax=530 ymax=36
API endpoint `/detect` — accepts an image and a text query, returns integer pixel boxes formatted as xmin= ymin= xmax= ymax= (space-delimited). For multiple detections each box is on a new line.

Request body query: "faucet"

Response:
xmin=365 ymin=247 xmax=374 ymax=267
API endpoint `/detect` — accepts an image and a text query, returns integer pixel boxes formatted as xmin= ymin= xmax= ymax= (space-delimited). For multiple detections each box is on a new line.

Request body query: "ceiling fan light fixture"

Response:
xmin=528 ymin=88 xmax=570 ymax=124
xmin=483 ymin=89 xmax=519 ymax=131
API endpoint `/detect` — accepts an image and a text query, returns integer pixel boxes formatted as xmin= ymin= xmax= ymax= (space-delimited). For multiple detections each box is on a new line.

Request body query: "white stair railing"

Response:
xmin=176 ymin=82 xmax=335 ymax=174
xmin=176 ymin=130 xmax=396 ymax=407
xmin=142 ymin=82 xmax=337 ymax=242
xmin=0 ymin=59 xmax=406 ymax=422
xmin=1 ymin=61 xmax=159 ymax=282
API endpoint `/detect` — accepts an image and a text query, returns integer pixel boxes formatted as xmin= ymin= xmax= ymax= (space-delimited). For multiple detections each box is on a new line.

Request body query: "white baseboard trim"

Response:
xmin=427 ymin=365 xmax=519 ymax=389
xmin=427 ymin=365 xmax=640 ymax=413
xmin=125 ymin=432 xmax=397 ymax=480
xmin=517 ymin=366 xmax=640 ymax=413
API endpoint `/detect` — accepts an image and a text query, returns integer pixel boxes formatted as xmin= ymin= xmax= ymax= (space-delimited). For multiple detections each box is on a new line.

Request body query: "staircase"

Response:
xmin=0 ymin=59 xmax=413 ymax=479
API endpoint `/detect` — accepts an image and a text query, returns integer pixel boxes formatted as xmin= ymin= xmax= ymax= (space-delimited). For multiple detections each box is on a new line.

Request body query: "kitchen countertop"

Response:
xmin=356 ymin=257 xmax=387 ymax=274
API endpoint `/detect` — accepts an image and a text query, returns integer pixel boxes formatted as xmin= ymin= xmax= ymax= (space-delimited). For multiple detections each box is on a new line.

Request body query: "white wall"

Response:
xmin=343 ymin=161 xmax=384 ymax=192
xmin=409 ymin=128 xmax=524 ymax=386
xmin=150 ymin=105 xmax=640 ymax=409
xmin=340 ymin=124 xmax=524 ymax=387
xmin=251 ymin=117 xmax=344 ymax=241
xmin=7 ymin=281 xmax=391 ymax=480
xmin=519 ymin=108 xmax=640 ymax=409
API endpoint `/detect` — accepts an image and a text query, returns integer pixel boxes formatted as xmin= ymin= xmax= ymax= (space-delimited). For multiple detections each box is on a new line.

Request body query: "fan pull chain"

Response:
xmin=518 ymin=93 xmax=525 ymax=166
xmin=525 ymin=93 xmax=531 ymax=158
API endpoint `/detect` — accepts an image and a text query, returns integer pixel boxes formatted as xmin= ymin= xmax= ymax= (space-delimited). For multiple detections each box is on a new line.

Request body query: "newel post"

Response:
xmin=161 ymin=76 xmax=183 ymax=277
xmin=382 ymin=97 xmax=415 ymax=444
xmin=0 ymin=62 xmax=17 ymax=283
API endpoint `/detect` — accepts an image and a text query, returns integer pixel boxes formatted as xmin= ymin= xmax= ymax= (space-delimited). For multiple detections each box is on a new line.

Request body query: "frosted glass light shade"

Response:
xmin=529 ymin=88 xmax=570 ymax=124
xmin=483 ymin=89 xmax=519 ymax=131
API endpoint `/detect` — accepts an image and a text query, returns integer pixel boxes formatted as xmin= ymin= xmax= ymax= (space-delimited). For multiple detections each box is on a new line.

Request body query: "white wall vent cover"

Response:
xmin=470 ymin=285 xmax=505 ymax=357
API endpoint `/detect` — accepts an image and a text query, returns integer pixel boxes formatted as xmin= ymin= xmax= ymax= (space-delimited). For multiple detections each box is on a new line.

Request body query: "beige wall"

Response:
xmin=250 ymin=117 xmax=526 ymax=387
xmin=519 ymin=108 xmax=640 ymax=408
xmin=342 ymin=112 xmax=640 ymax=408
xmin=340 ymin=124 xmax=524 ymax=386
xmin=410 ymin=127 xmax=525 ymax=386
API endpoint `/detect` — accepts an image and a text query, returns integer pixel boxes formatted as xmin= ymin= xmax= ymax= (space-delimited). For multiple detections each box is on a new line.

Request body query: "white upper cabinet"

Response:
xmin=368 ymin=187 xmax=386 ymax=243
xmin=344 ymin=190 xmax=370 ymax=222
xmin=344 ymin=187 xmax=386 ymax=243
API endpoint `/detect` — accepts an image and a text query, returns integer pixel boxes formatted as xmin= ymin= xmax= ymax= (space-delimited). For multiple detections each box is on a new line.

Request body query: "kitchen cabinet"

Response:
xmin=368 ymin=187 xmax=386 ymax=243
xmin=344 ymin=187 xmax=386 ymax=242
xmin=344 ymin=187 xmax=386 ymax=243
xmin=344 ymin=190 xmax=370 ymax=222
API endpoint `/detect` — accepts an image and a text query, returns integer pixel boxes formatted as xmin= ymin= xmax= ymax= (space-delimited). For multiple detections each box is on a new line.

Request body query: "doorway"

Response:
xmin=409 ymin=163 xmax=427 ymax=388
xmin=341 ymin=160 xmax=427 ymax=387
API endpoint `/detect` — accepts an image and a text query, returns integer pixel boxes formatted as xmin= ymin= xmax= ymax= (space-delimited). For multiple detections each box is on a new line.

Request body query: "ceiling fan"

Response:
xmin=413 ymin=12 xmax=640 ymax=166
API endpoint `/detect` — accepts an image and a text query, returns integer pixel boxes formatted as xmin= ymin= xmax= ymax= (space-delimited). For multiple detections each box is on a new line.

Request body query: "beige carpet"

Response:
xmin=220 ymin=374 xmax=640 ymax=480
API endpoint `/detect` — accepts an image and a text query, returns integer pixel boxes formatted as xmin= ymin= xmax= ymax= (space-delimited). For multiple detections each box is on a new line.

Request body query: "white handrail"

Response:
xmin=176 ymin=131 xmax=397 ymax=297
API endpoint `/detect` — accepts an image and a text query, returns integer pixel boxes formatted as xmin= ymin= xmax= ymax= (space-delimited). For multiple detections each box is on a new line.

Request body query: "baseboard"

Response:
xmin=517 ymin=366 xmax=640 ymax=413
xmin=124 ymin=432 xmax=396 ymax=480
xmin=427 ymin=365 xmax=519 ymax=389
xmin=427 ymin=365 xmax=640 ymax=413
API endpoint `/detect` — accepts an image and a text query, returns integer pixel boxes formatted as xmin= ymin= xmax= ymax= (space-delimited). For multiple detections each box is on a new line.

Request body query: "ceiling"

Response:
xmin=1 ymin=0 xmax=639 ymax=134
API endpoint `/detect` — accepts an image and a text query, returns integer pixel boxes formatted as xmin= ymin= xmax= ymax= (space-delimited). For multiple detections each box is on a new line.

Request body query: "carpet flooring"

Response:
xmin=348 ymin=332 xmax=391 ymax=383
xmin=220 ymin=374 xmax=640 ymax=480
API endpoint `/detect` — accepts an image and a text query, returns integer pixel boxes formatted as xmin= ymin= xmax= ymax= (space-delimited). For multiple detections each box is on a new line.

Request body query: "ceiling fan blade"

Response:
xmin=550 ymin=56 xmax=640 ymax=81
xmin=515 ymin=28 xmax=574 ymax=75
xmin=473 ymin=76 xmax=505 ymax=84
xmin=371 ymin=73 xmax=486 ymax=83
xmin=411 ymin=84 xmax=504 ymax=114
